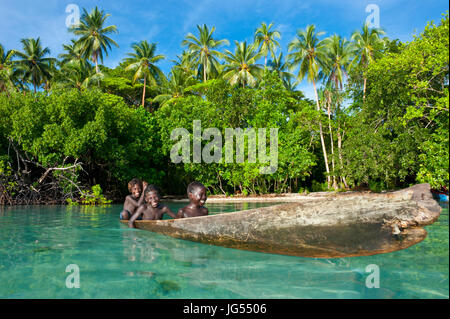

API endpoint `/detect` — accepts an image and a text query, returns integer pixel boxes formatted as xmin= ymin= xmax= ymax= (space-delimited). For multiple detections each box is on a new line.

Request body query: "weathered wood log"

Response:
xmin=121 ymin=184 xmax=441 ymax=258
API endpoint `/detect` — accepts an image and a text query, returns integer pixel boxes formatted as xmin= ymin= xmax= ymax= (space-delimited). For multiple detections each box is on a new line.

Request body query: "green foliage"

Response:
xmin=344 ymin=13 xmax=449 ymax=189
xmin=80 ymin=184 xmax=112 ymax=205
xmin=1 ymin=88 xmax=165 ymax=198
xmin=311 ymin=180 xmax=327 ymax=192
xmin=2 ymin=11 xmax=449 ymax=203
xmin=101 ymin=65 xmax=158 ymax=107
xmin=156 ymin=71 xmax=317 ymax=194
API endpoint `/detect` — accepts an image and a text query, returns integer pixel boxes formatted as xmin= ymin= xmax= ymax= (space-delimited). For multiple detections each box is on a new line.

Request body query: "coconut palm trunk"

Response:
xmin=337 ymin=129 xmax=348 ymax=188
xmin=203 ymin=63 xmax=207 ymax=82
xmin=326 ymin=92 xmax=337 ymax=189
xmin=313 ymin=80 xmax=331 ymax=188
xmin=363 ymin=77 xmax=367 ymax=102
xmin=142 ymin=76 xmax=147 ymax=107
xmin=94 ymin=51 xmax=99 ymax=73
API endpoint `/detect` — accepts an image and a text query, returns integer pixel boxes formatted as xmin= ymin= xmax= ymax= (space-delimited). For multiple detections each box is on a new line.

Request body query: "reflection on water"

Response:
xmin=0 ymin=202 xmax=448 ymax=298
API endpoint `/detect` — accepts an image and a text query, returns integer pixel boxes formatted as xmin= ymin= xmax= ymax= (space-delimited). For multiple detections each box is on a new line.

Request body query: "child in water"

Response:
xmin=119 ymin=178 xmax=148 ymax=220
xmin=177 ymin=181 xmax=209 ymax=218
xmin=128 ymin=185 xmax=177 ymax=228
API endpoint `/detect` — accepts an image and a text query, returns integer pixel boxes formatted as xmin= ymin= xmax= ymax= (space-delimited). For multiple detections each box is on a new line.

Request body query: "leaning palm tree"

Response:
xmin=13 ymin=38 xmax=56 ymax=93
xmin=350 ymin=22 xmax=385 ymax=101
xmin=268 ymin=52 xmax=294 ymax=88
xmin=69 ymin=6 xmax=118 ymax=73
xmin=123 ymin=41 xmax=165 ymax=107
xmin=181 ymin=24 xmax=229 ymax=82
xmin=222 ymin=41 xmax=264 ymax=88
xmin=254 ymin=22 xmax=281 ymax=67
xmin=0 ymin=43 xmax=16 ymax=92
xmin=287 ymin=24 xmax=331 ymax=188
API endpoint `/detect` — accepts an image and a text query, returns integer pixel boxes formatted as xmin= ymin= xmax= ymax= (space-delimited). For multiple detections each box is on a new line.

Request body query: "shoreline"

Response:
xmin=162 ymin=191 xmax=359 ymax=203
xmin=0 ymin=190 xmax=382 ymax=206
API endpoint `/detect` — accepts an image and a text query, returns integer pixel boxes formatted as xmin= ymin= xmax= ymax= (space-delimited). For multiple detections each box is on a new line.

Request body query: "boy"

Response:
xmin=119 ymin=178 xmax=148 ymax=220
xmin=176 ymin=181 xmax=209 ymax=218
xmin=128 ymin=185 xmax=177 ymax=228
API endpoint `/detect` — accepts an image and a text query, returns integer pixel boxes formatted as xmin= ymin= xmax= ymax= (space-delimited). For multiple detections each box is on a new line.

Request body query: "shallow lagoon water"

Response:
xmin=0 ymin=201 xmax=448 ymax=299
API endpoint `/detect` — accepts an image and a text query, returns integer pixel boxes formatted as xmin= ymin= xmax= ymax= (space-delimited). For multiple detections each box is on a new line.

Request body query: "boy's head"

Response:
xmin=187 ymin=181 xmax=207 ymax=206
xmin=128 ymin=178 xmax=143 ymax=198
xmin=144 ymin=184 xmax=162 ymax=208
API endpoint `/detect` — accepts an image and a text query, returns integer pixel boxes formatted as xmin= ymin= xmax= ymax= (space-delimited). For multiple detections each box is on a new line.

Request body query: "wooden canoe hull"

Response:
xmin=120 ymin=184 xmax=441 ymax=258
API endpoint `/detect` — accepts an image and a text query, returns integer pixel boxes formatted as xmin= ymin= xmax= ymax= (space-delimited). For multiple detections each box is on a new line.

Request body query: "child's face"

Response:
xmin=145 ymin=191 xmax=160 ymax=208
xmin=189 ymin=187 xmax=207 ymax=206
xmin=131 ymin=184 xmax=141 ymax=198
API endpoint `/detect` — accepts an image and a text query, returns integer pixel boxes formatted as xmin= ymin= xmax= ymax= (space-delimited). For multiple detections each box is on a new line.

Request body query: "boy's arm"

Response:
xmin=176 ymin=208 xmax=184 ymax=219
xmin=162 ymin=205 xmax=177 ymax=219
xmin=128 ymin=206 xmax=144 ymax=228
xmin=136 ymin=181 xmax=148 ymax=206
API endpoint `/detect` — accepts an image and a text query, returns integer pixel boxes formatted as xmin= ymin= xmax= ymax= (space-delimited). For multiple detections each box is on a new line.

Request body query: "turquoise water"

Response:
xmin=0 ymin=201 xmax=448 ymax=299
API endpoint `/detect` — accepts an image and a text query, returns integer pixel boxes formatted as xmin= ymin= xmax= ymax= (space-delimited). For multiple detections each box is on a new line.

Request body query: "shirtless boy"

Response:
xmin=119 ymin=178 xmax=148 ymax=220
xmin=176 ymin=181 xmax=209 ymax=218
xmin=128 ymin=185 xmax=177 ymax=228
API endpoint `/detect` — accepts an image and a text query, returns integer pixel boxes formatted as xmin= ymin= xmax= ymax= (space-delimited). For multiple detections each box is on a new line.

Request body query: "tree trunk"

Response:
xmin=326 ymin=93 xmax=337 ymax=190
xmin=334 ymin=91 xmax=348 ymax=189
xmin=142 ymin=77 xmax=146 ymax=107
xmin=363 ymin=77 xmax=367 ymax=102
xmin=313 ymin=80 xmax=331 ymax=189
xmin=337 ymin=129 xmax=348 ymax=189
xmin=94 ymin=51 xmax=99 ymax=74
xmin=203 ymin=63 xmax=207 ymax=82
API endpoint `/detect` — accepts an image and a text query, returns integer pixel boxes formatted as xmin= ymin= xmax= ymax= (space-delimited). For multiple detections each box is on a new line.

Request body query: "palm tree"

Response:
xmin=0 ymin=43 xmax=16 ymax=92
xmin=321 ymin=34 xmax=353 ymax=188
xmin=268 ymin=52 xmax=294 ymax=88
xmin=123 ymin=41 xmax=165 ymax=107
xmin=284 ymin=77 xmax=300 ymax=93
xmin=182 ymin=24 xmax=229 ymax=82
xmin=69 ymin=6 xmax=118 ymax=73
xmin=321 ymin=35 xmax=352 ymax=90
xmin=153 ymin=67 xmax=197 ymax=107
xmin=287 ymin=24 xmax=331 ymax=188
xmin=57 ymin=61 xmax=102 ymax=90
xmin=13 ymin=38 xmax=55 ymax=93
xmin=254 ymin=22 xmax=281 ymax=67
xmin=172 ymin=50 xmax=197 ymax=78
xmin=350 ymin=22 xmax=385 ymax=102
xmin=223 ymin=41 xmax=264 ymax=88
xmin=58 ymin=39 xmax=85 ymax=66
xmin=318 ymin=86 xmax=337 ymax=188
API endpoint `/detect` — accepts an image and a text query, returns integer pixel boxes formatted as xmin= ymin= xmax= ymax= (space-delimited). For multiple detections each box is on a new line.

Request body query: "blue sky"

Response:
xmin=0 ymin=0 xmax=448 ymax=98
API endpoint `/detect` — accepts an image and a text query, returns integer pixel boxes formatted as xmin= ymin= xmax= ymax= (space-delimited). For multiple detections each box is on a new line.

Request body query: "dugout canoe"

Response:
xmin=120 ymin=183 xmax=441 ymax=258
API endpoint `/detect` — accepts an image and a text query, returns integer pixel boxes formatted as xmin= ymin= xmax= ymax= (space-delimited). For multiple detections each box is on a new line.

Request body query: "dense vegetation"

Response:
xmin=0 ymin=7 xmax=448 ymax=204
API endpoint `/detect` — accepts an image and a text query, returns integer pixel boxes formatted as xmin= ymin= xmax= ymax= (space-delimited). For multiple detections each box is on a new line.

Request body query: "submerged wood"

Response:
xmin=121 ymin=184 xmax=441 ymax=258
